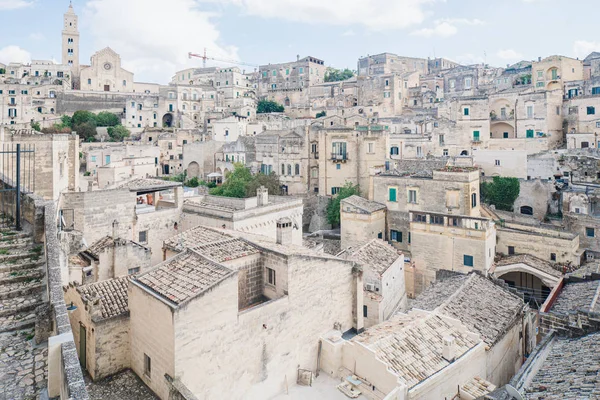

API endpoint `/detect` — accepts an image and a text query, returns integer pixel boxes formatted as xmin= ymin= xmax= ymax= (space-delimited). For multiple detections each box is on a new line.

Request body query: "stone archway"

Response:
xmin=187 ymin=161 xmax=200 ymax=178
xmin=162 ymin=113 xmax=173 ymax=128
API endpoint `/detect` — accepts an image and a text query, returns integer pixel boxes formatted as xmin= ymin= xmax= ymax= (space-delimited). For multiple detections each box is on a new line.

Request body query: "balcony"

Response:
xmin=331 ymin=153 xmax=348 ymax=163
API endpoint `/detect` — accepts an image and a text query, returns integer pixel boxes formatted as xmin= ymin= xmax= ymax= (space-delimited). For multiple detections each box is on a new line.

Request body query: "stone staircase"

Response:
xmin=0 ymin=227 xmax=49 ymax=400
xmin=0 ymin=230 xmax=45 ymax=333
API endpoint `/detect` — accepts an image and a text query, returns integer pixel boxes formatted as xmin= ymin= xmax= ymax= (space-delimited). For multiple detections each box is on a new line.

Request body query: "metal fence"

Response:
xmin=0 ymin=143 xmax=35 ymax=230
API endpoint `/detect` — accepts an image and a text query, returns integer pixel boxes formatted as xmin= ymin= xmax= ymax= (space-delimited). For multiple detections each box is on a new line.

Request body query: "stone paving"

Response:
xmin=86 ymin=369 xmax=158 ymax=400
xmin=0 ymin=229 xmax=48 ymax=400
xmin=0 ymin=330 xmax=48 ymax=400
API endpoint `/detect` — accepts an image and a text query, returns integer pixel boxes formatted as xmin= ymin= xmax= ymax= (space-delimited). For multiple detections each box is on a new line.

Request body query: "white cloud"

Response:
xmin=410 ymin=18 xmax=483 ymax=38
xmin=411 ymin=21 xmax=457 ymax=37
xmin=0 ymin=45 xmax=32 ymax=64
xmin=0 ymin=0 xmax=34 ymax=10
xmin=217 ymin=0 xmax=436 ymax=31
xmin=573 ymin=40 xmax=600 ymax=58
xmin=342 ymin=30 xmax=356 ymax=37
xmin=497 ymin=49 xmax=523 ymax=61
xmin=83 ymin=0 xmax=238 ymax=83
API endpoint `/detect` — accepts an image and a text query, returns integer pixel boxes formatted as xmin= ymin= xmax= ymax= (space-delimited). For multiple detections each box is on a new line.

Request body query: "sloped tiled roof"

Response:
xmin=525 ymin=332 xmax=600 ymax=399
xmin=117 ymin=178 xmax=181 ymax=191
xmin=551 ymin=280 xmax=600 ymax=314
xmin=78 ymin=276 xmax=129 ymax=320
xmin=341 ymin=195 xmax=386 ymax=214
xmin=461 ymin=376 xmax=496 ymax=398
xmin=411 ymin=273 xmax=524 ymax=346
xmin=163 ymin=226 xmax=230 ymax=252
xmin=135 ymin=250 xmax=233 ymax=306
xmin=495 ymin=254 xmax=563 ymax=279
xmin=351 ymin=239 xmax=400 ymax=275
xmin=194 ymin=237 xmax=260 ymax=262
xmin=354 ymin=313 xmax=480 ymax=389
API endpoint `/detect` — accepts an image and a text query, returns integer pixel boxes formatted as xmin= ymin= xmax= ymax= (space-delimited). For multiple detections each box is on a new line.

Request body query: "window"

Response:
xmin=299 ymin=67 xmax=304 ymax=74
xmin=390 ymin=230 xmax=402 ymax=242
xmin=128 ymin=267 xmax=140 ymax=275
xmin=272 ymin=70 xmax=277 ymax=76
xmin=593 ymin=87 xmax=600 ymax=95
xmin=473 ymin=131 xmax=480 ymax=141
xmin=144 ymin=354 xmax=151 ymax=377
xmin=439 ymin=135 xmax=445 ymax=145
xmin=503 ymin=132 xmax=509 ymax=139
xmin=463 ymin=107 xmax=469 ymax=116
xmin=520 ymin=206 xmax=533 ymax=215
xmin=588 ymin=106 xmax=596 ymax=115
xmin=408 ymin=190 xmax=417 ymax=204
xmin=287 ymin=164 xmax=292 ymax=175
xmin=311 ymin=168 xmax=318 ymax=178
xmin=295 ymin=164 xmax=300 ymax=175
xmin=443 ymin=149 xmax=448 ymax=156
xmin=431 ymin=215 xmax=444 ymax=225
xmin=464 ymin=77 xmax=472 ymax=89
xmin=550 ymin=253 xmax=556 ymax=261
xmin=281 ymin=164 xmax=285 ymax=175
xmin=363 ymin=305 xmax=368 ymax=318
xmin=526 ymin=129 xmax=534 ymax=138
xmin=388 ymin=187 xmax=397 ymax=202
xmin=586 ymin=227 xmax=595 ymax=238
xmin=508 ymin=246 xmax=515 ymax=255
xmin=87 ymin=78 xmax=91 ymax=85
xmin=91 ymin=156 xmax=96 ymax=162
xmin=464 ymin=255 xmax=474 ymax=267
xmin=367 ymin=142 xmax=374 ymax=153
xmin=449 ymin=79 xmax=455 ymax=89
xmin=336 ymin=164 xmax=341 ymax=170
xmin=123 ymin=80 xmax=127 ymax=86
xmin=331 ymin=187 xmax=341 ymax=195
xmin=105 ymin=155 xmax=111 ymax=164
xmin=494 ymin=159 xmax=501 ymax=166
xmin=267 ymin=267 xmax=276 ymax=286
xmin=383 ymin=92 xmax=390 ymax=98
xmin=139 ymin=231 xmax=148 ymax=244
xmin=536 ymin=82 xmax=544 ymax=88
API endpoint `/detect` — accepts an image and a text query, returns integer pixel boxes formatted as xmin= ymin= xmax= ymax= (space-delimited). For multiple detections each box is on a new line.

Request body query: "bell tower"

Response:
xmin=62 ymin=2 xmax=80 ymax=88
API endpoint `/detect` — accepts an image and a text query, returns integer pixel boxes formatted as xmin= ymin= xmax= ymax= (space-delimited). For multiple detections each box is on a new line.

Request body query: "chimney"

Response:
xmin=276 ymin=218 xmax=293 ymax=246
xmin=112 ymin=220 xmax=119 ymax=239
xmin=538 ymin=57 xmax=542 ymax=62
xmin=442 ymin=336 xmax=456 ymax=362
xmin=256 ymin=186 xmax=268 ymax=206
xmin=297 ymin=54 xmax=300 ymax=61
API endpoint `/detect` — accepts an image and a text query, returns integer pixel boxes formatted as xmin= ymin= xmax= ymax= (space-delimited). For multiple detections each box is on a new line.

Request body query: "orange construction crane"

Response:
xmin=188 ymin=48 xmax=258 ymax=69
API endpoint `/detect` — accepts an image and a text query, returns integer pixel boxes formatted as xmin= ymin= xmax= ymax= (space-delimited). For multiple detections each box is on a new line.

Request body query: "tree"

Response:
xmin=326 ymin=182 xmax=360 ymax=225
xmin=257 ymin=100 xmax=284 ymax=114
xmin=41 ymin=124 xmax=71 ymax=134
xmin=316 ymin=111 xmax=326 ymax=118
xmin=107 ymin=125 xmax=130 ymax=142
xmin=0 ymin=68 xmax=5 ymax=75
xmin=95 ymin=112 xmax=120 ymax=127
xmin=60 ymin=115 xmax=73 ymax=128
xmin=71 ymin=110 xmax=97 ymax=127
xmin=245 ymin=172 xmax=282 ymax=197
xmin=480 ymin=177 xmax=520 ymax=212
xmin=73 ymin=122 xmax=97 ymax=142
xmin=209 ymin=164 xmax=282 ymax=198
xmin=30 ymin=121 xmax=41 ymax=131
xmin=324 ymin=68 xmax=354 ymax=83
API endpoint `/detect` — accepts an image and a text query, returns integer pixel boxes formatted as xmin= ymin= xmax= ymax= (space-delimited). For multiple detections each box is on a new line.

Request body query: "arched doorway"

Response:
xmin=460 ymin=150 xmax=469 ymax=156
xmin=162 ymin=113 xmax=173 ymax=128
xmin=284 ymin=98 xmax=290 ymax=107
xmin=187 ymin=161 xmax=200 ymax=178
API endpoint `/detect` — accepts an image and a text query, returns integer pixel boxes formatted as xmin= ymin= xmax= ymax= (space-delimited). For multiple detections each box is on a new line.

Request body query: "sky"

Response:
xmin=1 ymin=0 xmax=599 ymax=84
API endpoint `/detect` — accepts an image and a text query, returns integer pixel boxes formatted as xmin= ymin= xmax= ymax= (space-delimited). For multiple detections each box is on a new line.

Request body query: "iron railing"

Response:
xmin=0 ymin=143 xmax=35 ymax=230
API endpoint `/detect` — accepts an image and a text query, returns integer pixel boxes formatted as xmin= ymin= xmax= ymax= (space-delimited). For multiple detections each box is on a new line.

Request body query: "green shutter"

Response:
xmin=389 ymin=188 xmax=397 ymax=202
xmin=526 ymin=129 xmax=534 ymax=138
xmin=473 ymin=131 xmax=480 ymax=141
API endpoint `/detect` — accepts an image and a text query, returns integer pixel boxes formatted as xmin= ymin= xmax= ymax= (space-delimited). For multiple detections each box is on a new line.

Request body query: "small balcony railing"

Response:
xmin=330 ymin=153 xmax=348 ymax=162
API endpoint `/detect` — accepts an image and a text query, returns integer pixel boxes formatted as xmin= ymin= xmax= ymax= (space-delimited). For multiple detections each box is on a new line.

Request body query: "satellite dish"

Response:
xmin=505 ymin=384 xmax=524 ymax=400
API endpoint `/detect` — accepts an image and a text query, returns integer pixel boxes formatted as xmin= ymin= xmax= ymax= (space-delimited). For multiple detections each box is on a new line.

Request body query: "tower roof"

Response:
xmin=66 ymin=2 xmax=75 ymax=14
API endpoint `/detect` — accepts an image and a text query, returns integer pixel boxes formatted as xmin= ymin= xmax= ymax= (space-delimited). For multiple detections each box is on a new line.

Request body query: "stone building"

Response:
xmin=340 ymin=195 xmax=386 ymax=250
xmin=316 ymin=124 xmax=387 ymax=196
xmin=62 ymin=3 xmax=80 ymax=86
xmin=176 ymin=188 xmax=304 ymax=251
xmin=129 ymin=226 xmax=359 ymax=399
xmin=320 ymin=310 xmax=486 ymax=399
xmin=59 ymin=178 xmax=184 ymax=265
xmin=411 ymin=272 xmax=533 ymax=386
xmin=63 ymin=276 xmax=130 ymax=380
xmin=357 ymin=53 xmax=428 ymax=76
xmin=73 ymin=233 xmax=151 ymax=284
xmin=338 ymin=239 xmax=407 ymax=328
xmin=79 ymin=48 xmax=134 ymax=93
xmin=531 ymin=55 xmax=583 ymax=91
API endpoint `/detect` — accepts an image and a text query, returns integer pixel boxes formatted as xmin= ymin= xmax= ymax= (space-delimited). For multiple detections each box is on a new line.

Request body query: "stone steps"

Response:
xmin=0 ymin=239 xmax=33 ymax=251
xmin=0 ymin=267 xmax=45 ymax=285
xmin=0 ymin=294 xmax=42 ymax=317
xmin=0 ymin=309 xmax=37 ymax=333
xmin=0 ymin=280 xmax=44 ymax=300
xmin=0 ymin=259 xmax=45 ymax=274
